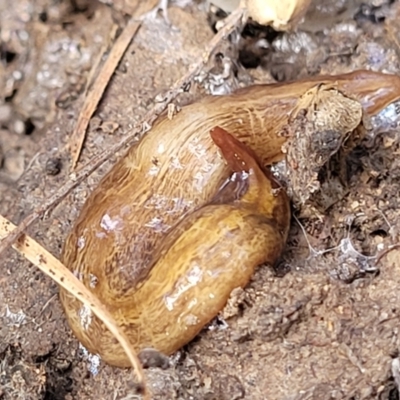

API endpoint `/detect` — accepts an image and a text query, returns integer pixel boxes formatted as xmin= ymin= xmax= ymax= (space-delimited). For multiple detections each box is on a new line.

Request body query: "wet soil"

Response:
xmin=2 ymin=0 xmax=400 ymax=399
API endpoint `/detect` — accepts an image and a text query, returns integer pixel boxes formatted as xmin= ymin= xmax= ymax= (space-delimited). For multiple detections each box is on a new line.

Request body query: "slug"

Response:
xmin=60 ymin=70 xmax=400 ymax=367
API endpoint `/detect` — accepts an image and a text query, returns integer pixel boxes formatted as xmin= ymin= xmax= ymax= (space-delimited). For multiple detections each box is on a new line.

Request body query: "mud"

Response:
xmin=1 ymin=0 xmax=400 ymax=399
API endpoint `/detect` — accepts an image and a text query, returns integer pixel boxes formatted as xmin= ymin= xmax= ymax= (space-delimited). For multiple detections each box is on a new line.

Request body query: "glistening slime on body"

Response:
xmin=60 ymin=71 xmax=400 ymax=367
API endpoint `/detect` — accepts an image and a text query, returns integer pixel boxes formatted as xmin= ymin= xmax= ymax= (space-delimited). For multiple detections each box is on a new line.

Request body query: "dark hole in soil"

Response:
xmin=369 ymin=228 xmax=388 ymax=238
xmin=354 ymin=2 xmax=391 ymax=24
xmin=24 ymin=118 xmax=35 ymax=135
xmin=1 ymin=48 xmax=17 ymax=64
xmin=5 ymin=88 xmax=17 ymax=102
xmin=39 ymin=11 xmax=48 ymax=22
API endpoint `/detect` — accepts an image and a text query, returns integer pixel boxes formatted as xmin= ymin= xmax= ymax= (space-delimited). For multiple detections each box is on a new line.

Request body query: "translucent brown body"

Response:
xmin=60 ymin=71 xmax=400 ymax=367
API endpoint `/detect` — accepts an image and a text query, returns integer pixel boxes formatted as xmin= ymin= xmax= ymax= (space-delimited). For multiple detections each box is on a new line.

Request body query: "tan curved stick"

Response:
xmin=0 ymin=214 xmax=149 ymax=399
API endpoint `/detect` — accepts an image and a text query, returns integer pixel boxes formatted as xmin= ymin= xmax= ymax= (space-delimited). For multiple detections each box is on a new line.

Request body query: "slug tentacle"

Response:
xmin=60 ymin=70 xmax=400 ymax=367
xmin=210 ymin=126 xmax=290 ymax=237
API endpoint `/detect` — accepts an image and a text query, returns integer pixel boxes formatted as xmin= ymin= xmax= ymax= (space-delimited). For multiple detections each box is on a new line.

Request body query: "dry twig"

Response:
xmin=0 ymin=7 xmax=246 ymax=258
xmin=70 ymin=18 xmax=142 ymax=169
xmin=0 ymin=215 xmax=149 ymax=399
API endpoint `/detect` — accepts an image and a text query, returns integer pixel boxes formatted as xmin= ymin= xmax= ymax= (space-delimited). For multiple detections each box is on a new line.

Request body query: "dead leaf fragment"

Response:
xmin=244 ymin=0 xmax=312 ymax=30
xmin=282 ymin=84 xmax=363 ymax=209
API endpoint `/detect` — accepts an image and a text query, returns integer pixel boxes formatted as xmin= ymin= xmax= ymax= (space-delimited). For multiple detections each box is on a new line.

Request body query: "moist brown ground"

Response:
xmin=1 ymin=0 xmax=400 ymax=399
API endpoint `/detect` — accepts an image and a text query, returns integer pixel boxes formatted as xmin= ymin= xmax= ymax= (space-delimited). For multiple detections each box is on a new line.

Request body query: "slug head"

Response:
xmin=210 ymin=127 xmax=290 ymax=238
